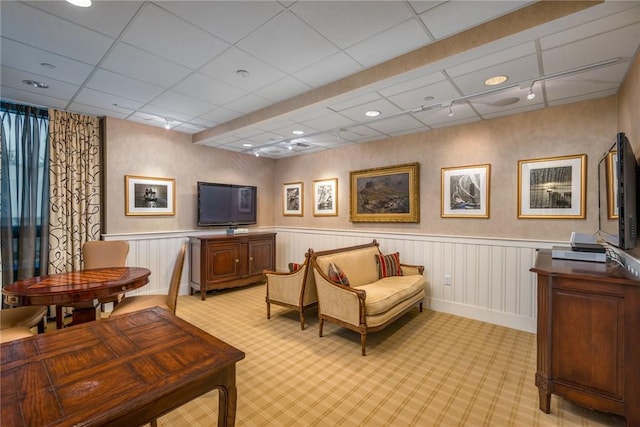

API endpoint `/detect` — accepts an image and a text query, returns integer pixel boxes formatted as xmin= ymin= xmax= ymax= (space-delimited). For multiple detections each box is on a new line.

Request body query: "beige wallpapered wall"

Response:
xmin=273 ymin=97 xmax=618 ymax=241
xmin=104 ymin=95 xmax=623 ymax=241
xmin=618 ymin=53 xmax=640 ymax=151
xmin=103 ymin=118 xmax=275 ymax=234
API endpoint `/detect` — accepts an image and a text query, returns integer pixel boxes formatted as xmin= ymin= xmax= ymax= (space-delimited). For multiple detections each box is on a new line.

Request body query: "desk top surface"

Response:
xmin=1 ymin=306 xmax=245 ymax=426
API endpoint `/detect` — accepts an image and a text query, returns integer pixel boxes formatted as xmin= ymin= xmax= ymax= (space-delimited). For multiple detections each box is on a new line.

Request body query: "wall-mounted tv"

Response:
xmin=598 ymin=132 xmax=638 ymax=250
xmin=197 ymin=182 xmax=257 ymax=227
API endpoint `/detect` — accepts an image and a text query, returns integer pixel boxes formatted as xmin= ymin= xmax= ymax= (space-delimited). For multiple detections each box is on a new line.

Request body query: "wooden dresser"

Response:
xmin=531 ymin=249 xmax=639 ymax=426
xmin=190 ymin=232 xmax=276 ymax=300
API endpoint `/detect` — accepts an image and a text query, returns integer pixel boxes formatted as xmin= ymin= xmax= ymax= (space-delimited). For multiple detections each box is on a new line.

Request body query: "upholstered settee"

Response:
xmin=310 ymin=240 xmax=426 ymax=355
xmin=264 ymin=251 xmax=317 ymax=330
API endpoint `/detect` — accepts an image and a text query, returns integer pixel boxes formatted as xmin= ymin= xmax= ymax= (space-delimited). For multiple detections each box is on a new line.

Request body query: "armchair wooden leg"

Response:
xmin=319 ymin=318 xmax=324 ymax=337
xmin=150 ymin=419 xmax=157 ymax=427
xmin=299 ymin=311 xmax=305 ymax=330
xmin=361 ymin=334 xmax=367 ymax=356
xmin=419 ymin=301 xmax=423 ymax=312
xmin=266 ymin=299 xmax=271 ymax=320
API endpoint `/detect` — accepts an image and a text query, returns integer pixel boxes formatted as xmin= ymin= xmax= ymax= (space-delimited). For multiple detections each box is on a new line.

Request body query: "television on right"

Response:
xmin=598 ymin=132 xmax=638 ymax=250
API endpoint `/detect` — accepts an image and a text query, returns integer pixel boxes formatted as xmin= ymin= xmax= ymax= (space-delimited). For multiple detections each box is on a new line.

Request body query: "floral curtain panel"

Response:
xmin=48 ymin=109 xmax=101 ymax=274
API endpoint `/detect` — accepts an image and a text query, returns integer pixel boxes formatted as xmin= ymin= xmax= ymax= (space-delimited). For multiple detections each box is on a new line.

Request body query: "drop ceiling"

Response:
xmin=1 ymin=1 xmax=639 ymax=159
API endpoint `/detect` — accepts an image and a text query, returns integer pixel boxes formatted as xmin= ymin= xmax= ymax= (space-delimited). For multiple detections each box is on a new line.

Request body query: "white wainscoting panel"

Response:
xmin=104 ymin=227 xmax=562 ymax=333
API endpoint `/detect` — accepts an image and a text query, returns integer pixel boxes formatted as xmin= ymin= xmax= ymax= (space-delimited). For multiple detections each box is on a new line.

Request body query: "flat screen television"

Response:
xmin=598 ymin=132 xmax=638 ymax=250
xmin=197 ymin=182 xmax=257 ymax=227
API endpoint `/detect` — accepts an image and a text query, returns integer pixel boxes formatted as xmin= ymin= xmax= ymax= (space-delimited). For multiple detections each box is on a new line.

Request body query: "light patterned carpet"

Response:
xmin=155 ymin=283 xmax=624 ymax=427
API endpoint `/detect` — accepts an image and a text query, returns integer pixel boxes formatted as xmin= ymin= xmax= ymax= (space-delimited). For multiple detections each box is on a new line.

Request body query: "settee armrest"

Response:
xmin=313 ymin=268 xmax=365 ymax=327
xmin=400 ymin=263 xmax=424 ymax=276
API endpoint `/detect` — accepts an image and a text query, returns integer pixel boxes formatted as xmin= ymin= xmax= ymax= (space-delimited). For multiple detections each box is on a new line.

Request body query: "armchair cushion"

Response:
xmin=375 ymin=252 xmax=402 ymax=278
xmin=328 ymin=262 xmax=350 ymax=286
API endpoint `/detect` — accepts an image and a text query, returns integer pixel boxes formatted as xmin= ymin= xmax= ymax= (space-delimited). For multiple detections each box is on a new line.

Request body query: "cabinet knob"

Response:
xmin=122 ymin=286 xmax=127 ymax=291
xmin=235 ymin=259 xmax=239 ymax=263
xmin=250 ymin=257 xmax=253 ymax=261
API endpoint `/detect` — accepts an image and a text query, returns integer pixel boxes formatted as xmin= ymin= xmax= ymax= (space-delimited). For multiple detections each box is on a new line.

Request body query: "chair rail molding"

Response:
xmin=104 ymin=226 xmax=565 ymax=333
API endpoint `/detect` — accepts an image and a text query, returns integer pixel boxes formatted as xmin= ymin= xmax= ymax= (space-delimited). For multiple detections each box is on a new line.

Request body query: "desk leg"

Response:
xmin=217 ymin=365 xmax=238 ymax=427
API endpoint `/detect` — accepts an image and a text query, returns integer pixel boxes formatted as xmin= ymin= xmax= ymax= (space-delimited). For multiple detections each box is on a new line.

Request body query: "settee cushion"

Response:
xmin=328 ymin=262 xmax=350 ymax=286
xmin=375 ymin=252 xmax=402 ymax=278
xmin=315 ymin=246 xmax=380 ymax=287
xmin=354 ymin=275 xmax=426 ymax=316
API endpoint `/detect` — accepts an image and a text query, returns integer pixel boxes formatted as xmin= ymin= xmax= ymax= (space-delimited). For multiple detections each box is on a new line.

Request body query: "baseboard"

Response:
xmin=427 ymin=297 xmax=536 ymax=334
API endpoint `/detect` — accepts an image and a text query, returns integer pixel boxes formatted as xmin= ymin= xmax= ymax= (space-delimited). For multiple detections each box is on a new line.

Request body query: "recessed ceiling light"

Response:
xmin=22 ymin=80 xmax=49 ymax=89
xmin=242 ymin=143 xmax=253 ymax=147
xmin=423 ymin=96 xmax=434 ymax=102
xmin=40 ymin=63 xmax=56 ymax=69
xmin=292 ymin=130 xmax=304 ymax=135
xmin=365 ymin=110 xmax=381 ymax=117
xmin=65 ymin=0 xmax=92 ymax=7
xmin=236 ymin=69 xmax=249 ymax=78
xmin=484 ymin=75 xmax=508 ymax=86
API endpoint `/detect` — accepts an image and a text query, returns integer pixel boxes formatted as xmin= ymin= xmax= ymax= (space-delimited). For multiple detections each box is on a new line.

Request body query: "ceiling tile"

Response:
xmin=345 ymin=19 xmax=432 ymax=68
xmin=171 ymin=72 xmax=247 ymax=106
xmin=365 ymin=114 xmax=426 ymax=135
xmin=122 ymin=3 xmax=229 ymax=70
xmin=337 ymin=98 xmax=403 ymax=123
xmin=199 ymin=47 xmax=286 ymax=93
xmin=87 ymin=69 xmax=165 ymax=103
xmin=74 ymin=87 xmax=144 ymax=113
xmin=158 ymin=1 xmax=285 ymax=45
xmin=445 ymin=42 xmax=537 ymax=78
xmin=1 ymin=85 xmax=69 ymax=111
xmin=67 ymin=101 xmax=129 ymax=119
xmin=1 ymin=38 xmax=94 ymax=86
xmin=224 ymin=93 xmax=271 ymax=115
xmin=291 ymin=1 xmax=415 ymax=49
xmin=236 ymin=11 xmax=339 ymax=73
xmin=1 ymin=65 xmax=80 ymax=100
xmin=294 ymin=52 xmax=364 ymax=88
xmin=545 ymin=63 xmax=630 ymax=103
xmin=0 ymin=1 xmax=114 ymax=65
xmin=100 ymin=42 xmax=192 ymax=87
xmin=419 ymin=1 xmax=532 ymax=40
xmin=386 ymin=79 xmax=459 ymax=111
xmin=147 ymin=91 xmax=217 ymax=120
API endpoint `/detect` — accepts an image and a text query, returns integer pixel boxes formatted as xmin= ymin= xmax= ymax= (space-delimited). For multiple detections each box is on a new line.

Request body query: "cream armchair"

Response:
xmin=264 ymin=250 xmax=317 ymax=330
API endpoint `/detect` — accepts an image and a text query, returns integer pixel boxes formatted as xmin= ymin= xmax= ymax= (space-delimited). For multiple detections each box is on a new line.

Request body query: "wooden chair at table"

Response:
xmin=55 ymin=240 xmax=130 ymax=329
xmin=109 ymin=243 xmax=186 ymax=317
xmin=0 ymin=306 xmax=47 ymax=343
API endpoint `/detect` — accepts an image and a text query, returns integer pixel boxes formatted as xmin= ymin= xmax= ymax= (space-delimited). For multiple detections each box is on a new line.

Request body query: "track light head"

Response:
xmin=447 ymin=103 xmax=454 ymax=117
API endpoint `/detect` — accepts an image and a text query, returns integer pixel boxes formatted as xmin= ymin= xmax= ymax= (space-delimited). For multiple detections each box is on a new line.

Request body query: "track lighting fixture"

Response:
xmin=527 ymin=82 xmax=536 ymax=100
xmin=254 ymin=150 xmax=260 ymax=157
xmin=447 ymin=103 xmax=454 ymax=117
xmin=164 ymin=118 xmax=170 ymax=129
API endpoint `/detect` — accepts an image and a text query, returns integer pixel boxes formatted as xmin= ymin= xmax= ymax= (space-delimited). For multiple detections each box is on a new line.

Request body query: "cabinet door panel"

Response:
xmin=248 ymin=239 xmax=274 ymax=275
xmin=206 ymin=244 xmax=241 ymax=281
xmin=552 ymin=288 xmax=624 ymax=399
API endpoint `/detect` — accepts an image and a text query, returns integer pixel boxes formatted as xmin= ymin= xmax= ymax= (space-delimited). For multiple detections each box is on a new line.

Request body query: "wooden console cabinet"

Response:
xmin=531 ymin=250 xmax=640 ymax=426
xmin=190 ymin=232 xmax=276 ymax=300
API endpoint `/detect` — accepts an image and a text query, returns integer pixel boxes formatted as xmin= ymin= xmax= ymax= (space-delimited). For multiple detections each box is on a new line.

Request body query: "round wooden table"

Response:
xmin=3 ymin=267 xmax=151 ymax=326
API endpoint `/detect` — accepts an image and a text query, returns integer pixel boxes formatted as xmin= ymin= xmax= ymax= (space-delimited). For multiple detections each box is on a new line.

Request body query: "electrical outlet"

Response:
xmin=444 ymin=274 xmax=452 ymax=286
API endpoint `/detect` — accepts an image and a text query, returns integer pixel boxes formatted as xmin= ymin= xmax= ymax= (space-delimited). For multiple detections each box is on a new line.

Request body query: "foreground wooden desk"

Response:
xmin=1 ymin=306 xmax=245 ymax=426
xmin=3 ymin=267 xmax=151 ymax=327
xmin=531 ymin=250 xmax=640 ymax=426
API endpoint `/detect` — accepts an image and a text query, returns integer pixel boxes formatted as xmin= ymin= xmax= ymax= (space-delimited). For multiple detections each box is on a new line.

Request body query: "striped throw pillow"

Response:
xmin=328 ymin=262 xmax=350 ymax=286
xmin=375 ymin=252 xmax=402 ymax=278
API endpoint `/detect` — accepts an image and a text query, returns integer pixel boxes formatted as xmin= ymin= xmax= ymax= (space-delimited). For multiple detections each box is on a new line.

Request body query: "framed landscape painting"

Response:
xmin=283 ymin=182 xmax=303 ymax=216
xmin=125 ymin=175 xmax=175 ymax=216
xmin=518 ymin=154 xmax=586 ymax=219
xmin=313 ymin=178 xmax=337 ymax=216
xmin=350 ymin=163 xmax=419 ymax=223
xmin=441 ymin=164 xmax=490 ymax=218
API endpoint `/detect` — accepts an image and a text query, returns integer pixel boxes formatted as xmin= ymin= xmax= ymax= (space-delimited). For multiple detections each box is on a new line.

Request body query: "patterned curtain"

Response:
xmin=0 ymin=102 xmax=49 ymax=290
xmin=48 ymin=110 xmax=101 ymax=274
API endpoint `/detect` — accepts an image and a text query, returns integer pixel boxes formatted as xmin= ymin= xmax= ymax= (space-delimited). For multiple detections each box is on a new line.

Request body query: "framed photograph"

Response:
xmin=125 ymin=175 xmax=175 ymax=216
xmin=350 ymin=162 xmax=419 ymax=223
xmin=606 ymin=150 xmax=619 ymax=219
xmin=283 ymin=182 xmax=303 ymax=216
xmin=313 ymin=178 xmax=337 ymax=216
xmin=518 ymin=154 xmax=586 ymax=219
xmin=441 ymin=164 xmax=490 ymax=218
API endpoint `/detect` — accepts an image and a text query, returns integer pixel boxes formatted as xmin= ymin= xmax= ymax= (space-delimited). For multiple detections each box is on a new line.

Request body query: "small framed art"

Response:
xmin=313 ymin=178 xmax=337 ymax=216
xmin=125 ymin=175 xmax=175 ymax=216
xmin=441 ymin=164 xmax=490 ymax=218
xmin=518 ymin=154 xmax=586 ymax=219
xmin=283 ymin=182 xmax=304 ymax=216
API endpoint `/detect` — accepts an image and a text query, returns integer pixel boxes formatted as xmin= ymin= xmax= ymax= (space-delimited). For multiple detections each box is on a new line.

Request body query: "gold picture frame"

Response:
xmin=313 ymin=178 xmax=337 ymax=216
xmin=283 ymin=181 xmax=304 ymax=216
xmin=517 ymin=154 xmax=586 ymax=219
xmin=350 ymin=162 xmax=419 ymax=223
xmin=441 ymin=164 xmax=490 ymax=218
xmin=125 ymin=175 xmax=175 ymax=216
xmin=606 ymin=150 xmax=619 ymax=219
